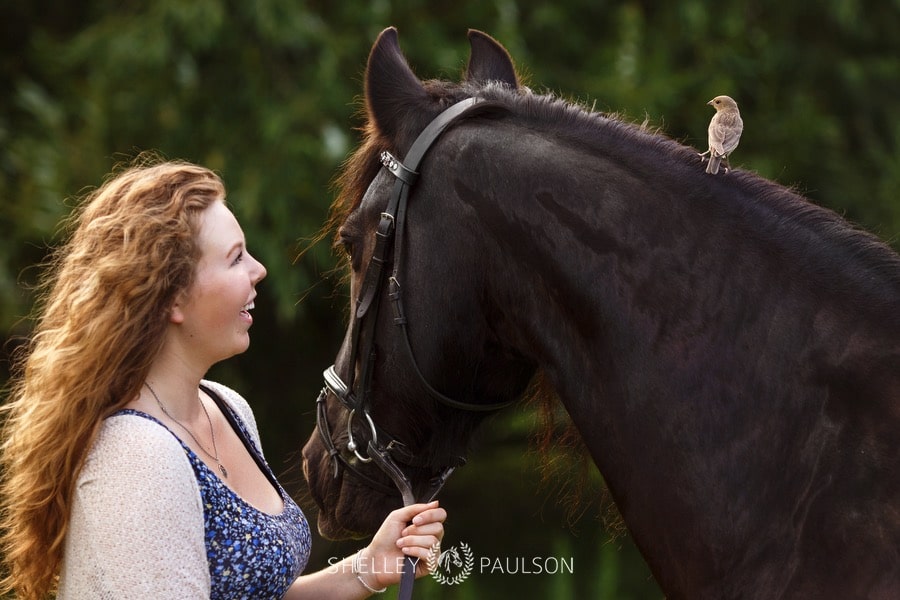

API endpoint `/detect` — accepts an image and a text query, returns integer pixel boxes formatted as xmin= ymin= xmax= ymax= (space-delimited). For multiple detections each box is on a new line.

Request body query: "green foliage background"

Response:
xmin=1 ymin=1 xmax=897 ymax=597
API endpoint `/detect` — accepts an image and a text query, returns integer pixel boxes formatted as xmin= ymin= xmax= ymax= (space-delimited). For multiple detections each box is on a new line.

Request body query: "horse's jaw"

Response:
xmin=314 ymin=508 xmax=370 ymax=542
xmin=304 ymin=473 xmax=376 ymax=541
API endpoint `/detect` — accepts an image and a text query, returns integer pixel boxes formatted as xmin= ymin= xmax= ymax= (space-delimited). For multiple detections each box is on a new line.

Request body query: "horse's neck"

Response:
xmin=474 ymin=146 xmax=900 ymax=595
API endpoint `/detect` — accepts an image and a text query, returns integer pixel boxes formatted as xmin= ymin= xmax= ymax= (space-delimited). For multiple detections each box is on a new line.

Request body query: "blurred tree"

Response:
xmin=1 ymin=0 xmax=897 ymax=597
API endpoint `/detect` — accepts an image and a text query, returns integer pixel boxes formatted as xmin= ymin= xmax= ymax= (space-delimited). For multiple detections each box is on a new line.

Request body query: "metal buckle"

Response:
xmin=380 ymin=150 xmax=418 ymax=185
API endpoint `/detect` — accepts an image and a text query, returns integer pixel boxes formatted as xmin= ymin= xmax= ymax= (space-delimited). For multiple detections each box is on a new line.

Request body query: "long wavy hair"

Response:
xmin=0 ymin=157 xmax=224 ymax=599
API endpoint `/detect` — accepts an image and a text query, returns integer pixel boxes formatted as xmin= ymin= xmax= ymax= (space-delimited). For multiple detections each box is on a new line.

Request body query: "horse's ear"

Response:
xmin=364 ymin=27 xmax=428 ymax=139
xmin=465 ymin=29 xmax=519 ymax=89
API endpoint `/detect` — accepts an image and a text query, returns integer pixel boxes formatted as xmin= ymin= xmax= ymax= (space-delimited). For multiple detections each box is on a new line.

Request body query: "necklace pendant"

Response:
xmin=219 ymin=464 xmax=228 ymax=478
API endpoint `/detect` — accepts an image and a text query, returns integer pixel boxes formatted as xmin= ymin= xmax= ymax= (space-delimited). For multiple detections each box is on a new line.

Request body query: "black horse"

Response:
xmin=302 ymin=27 xmax=900 ymax=599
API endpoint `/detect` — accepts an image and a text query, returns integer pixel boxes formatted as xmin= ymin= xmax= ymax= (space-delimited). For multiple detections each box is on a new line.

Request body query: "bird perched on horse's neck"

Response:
xmin=700 ymin=95 xmax=743 ymax=174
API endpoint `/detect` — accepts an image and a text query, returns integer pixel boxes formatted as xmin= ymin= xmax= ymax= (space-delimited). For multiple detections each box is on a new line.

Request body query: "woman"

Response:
xmin=0 ymin=158 xmax=444 ymax=599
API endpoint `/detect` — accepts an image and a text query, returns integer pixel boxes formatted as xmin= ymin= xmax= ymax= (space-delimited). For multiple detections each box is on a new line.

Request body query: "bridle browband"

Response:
xmin=314 ymin=96 xmax=510 ymax=598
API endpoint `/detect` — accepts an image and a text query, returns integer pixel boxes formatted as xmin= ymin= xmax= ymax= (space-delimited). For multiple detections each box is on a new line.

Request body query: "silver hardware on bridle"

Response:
xmin=346 ymin=409 xmax=377 ymax=462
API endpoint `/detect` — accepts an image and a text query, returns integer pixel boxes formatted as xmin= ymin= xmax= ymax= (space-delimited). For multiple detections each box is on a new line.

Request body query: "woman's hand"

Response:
xmin=357 ymin=501 xmax=446 ymax=591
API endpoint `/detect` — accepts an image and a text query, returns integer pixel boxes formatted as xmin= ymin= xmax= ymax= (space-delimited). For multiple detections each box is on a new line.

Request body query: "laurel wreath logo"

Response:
xmin=427 ymin=541 xmax=474 ymax=585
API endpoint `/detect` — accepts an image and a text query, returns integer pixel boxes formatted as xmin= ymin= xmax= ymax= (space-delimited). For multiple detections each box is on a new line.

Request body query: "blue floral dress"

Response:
xmin=116 ymin=408 xmax=311 ymax=599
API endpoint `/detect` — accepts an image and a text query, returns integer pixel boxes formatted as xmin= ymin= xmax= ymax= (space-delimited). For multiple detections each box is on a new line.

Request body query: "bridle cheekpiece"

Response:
xmin=314 ymin=95 xmax=511 ymax=600
xmin=315 ymin=96 xmax=512 ymax=506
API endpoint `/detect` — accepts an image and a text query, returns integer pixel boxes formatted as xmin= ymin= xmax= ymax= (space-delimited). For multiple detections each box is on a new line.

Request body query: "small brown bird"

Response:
xmin=699 ymin=95 xmax=743 ymax=174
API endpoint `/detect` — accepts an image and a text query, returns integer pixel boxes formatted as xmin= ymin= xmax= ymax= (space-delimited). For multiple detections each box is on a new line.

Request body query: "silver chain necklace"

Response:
xmin=144 ymin=382 xmax=228 ymax=479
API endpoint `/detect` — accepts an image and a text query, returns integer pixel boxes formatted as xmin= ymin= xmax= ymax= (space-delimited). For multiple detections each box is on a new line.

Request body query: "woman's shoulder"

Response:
xmin=83 ymin=412 xmax=196 ymax=485
xmin=95 ymin=411 xmax=186 ymax=460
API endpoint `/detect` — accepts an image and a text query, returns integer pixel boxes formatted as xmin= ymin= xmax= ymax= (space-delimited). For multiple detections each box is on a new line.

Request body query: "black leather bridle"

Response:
xmin=314 ymin=96 xmax=511 ymax=598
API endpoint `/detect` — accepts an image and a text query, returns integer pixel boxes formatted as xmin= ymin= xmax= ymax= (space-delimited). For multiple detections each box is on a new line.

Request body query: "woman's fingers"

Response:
xmin=401 ymin=520 xmax=443 ymax=538
xmin=390 ymin=501 xmax=445 ymax=524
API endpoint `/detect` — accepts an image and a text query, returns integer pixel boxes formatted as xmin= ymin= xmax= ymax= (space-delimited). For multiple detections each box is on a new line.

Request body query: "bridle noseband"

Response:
xmin=315 ymin=96 xmax=512 ymax=510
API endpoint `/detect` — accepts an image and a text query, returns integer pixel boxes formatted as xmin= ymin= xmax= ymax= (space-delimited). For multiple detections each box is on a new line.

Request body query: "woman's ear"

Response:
xmin=169 ymin=294 xmax=187 ymax=324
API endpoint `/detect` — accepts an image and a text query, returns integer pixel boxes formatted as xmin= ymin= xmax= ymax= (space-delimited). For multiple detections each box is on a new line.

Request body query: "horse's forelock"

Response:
xmin=328 ymin=80 xmax=503 ymax=244
xmin=327 ymin=121 xmax=384 ymax=241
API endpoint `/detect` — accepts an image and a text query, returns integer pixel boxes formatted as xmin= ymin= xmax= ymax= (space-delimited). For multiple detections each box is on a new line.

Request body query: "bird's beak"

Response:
xmin=707 ymin=99 xmax=714 ymax=106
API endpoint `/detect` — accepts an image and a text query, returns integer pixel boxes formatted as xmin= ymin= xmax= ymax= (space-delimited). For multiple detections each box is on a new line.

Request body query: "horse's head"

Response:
xmin=302 ymin=27 xmax=536 ymax=539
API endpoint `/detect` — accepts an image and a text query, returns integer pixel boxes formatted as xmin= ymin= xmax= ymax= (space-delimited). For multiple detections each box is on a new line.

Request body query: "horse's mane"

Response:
xmin=335 ymin=81 xmax=899 ymax=288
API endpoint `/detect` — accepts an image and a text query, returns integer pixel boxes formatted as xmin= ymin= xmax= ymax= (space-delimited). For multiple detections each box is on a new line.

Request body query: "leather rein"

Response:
xmin=314 ymin=96 xmax=510 ymax=598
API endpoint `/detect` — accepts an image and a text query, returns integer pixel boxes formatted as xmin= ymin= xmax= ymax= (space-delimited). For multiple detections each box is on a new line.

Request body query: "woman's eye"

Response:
xmin=232 ymin=250 xmax=244 ymax=265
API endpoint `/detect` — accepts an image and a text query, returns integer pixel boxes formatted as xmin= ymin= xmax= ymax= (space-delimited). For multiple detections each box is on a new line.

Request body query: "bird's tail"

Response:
xmin=706 ymin=155 xmax=721 ymax=175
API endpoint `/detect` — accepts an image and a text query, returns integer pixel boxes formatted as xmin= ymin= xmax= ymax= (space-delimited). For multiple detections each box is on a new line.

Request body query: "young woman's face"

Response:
xmin=173 ymin=200 xmax=267 ymax=365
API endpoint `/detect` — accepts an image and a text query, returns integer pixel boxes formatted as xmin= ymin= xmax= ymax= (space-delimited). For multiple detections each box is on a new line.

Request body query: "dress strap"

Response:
xmin=200 ymin=384 xmax=281 ymax=492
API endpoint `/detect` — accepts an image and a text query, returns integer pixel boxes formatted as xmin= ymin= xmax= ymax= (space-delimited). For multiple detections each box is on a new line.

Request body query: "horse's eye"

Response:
xmin=338 ymin=229 xmax=363 ymax=271
xmin=337 ymin=229 xmax=353 ymax=256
